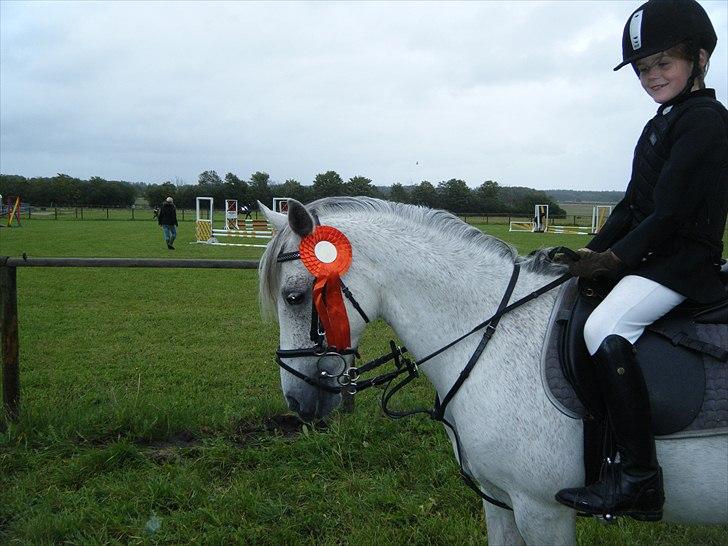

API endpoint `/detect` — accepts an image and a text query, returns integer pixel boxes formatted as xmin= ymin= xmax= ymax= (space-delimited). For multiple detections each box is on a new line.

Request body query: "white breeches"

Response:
xmin=583 ymin=275 xmax=686 ymax=356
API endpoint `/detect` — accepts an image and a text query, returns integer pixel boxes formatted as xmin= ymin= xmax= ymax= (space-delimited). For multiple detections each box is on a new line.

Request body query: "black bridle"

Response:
xmin=275 ymin=247 xmax=573 ymax=510
xmin=275 ymin=250 xmax=413 ymax=395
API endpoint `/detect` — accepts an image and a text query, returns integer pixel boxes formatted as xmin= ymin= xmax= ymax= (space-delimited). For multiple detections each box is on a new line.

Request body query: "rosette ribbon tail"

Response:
xmin=312 ymin=273 xmax=351 ymax=351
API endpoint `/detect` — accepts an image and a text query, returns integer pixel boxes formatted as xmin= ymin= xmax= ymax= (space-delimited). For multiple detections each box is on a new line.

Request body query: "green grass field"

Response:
xmin=1 ymin=219 xmax=726 ymax=544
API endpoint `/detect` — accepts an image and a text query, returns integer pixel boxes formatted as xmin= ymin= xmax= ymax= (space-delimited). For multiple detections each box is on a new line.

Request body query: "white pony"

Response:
xmin=259 ymin=197 xmax=727 ymax=545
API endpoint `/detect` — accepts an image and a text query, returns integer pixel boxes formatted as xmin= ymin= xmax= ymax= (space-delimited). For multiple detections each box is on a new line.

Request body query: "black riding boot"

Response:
xmin=555 ymin=335 xmax=664 ymax=521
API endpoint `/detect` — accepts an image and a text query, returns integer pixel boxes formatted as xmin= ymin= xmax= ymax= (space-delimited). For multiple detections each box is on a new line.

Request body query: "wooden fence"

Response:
xmin=0 ymin=257 xmax=267 ymax=423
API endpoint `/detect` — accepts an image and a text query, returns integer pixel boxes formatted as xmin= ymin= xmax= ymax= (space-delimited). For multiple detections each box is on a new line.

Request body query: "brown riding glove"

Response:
xmin=554 ymin=248 xmax=624 ymax=279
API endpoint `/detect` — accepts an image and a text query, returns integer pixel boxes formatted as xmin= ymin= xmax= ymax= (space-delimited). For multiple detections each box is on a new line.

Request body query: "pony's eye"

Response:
xmin=285 ymin=292 xmax=306 ymax=305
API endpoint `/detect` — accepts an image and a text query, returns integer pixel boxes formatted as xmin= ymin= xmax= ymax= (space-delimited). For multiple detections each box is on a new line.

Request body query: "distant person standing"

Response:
xmin=158 ymin=197 xmax=178 ymax=250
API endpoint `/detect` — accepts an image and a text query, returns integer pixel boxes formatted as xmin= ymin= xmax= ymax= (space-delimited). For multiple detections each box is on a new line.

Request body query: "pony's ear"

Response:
xmin=287 ymin=199 xmax=315 ymax=237
xmin=258 ymin=201 xmax=287 ymax=231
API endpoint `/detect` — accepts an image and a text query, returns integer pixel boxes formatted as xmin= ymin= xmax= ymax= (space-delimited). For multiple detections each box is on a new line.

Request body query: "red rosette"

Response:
xmin=299 ymin=225 xmax=354 ymax=350
xmin=299 ymin=225 xmax=352 ymax=278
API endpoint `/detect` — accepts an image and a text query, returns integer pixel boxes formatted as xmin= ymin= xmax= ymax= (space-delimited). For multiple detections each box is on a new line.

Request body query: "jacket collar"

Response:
xmin=658 ymin=88 xmax=716 ymax=115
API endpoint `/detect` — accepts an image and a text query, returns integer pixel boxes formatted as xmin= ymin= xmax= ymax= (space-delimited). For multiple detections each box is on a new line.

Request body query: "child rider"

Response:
xmin=555 ymin=0 xmax=728 ymax=522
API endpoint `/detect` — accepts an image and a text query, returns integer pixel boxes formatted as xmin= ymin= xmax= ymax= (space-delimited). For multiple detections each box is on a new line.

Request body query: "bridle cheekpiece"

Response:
xmin=276 ymin=224 xmax=376 ymax=394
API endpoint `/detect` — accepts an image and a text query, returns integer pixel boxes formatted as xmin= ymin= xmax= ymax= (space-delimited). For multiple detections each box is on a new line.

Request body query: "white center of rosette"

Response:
xmin=314 ymin=240 xmax=338 ymax=263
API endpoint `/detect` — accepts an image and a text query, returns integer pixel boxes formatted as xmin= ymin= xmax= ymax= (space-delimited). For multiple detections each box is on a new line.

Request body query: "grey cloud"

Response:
xmin=1 ymin=1 xmax=726 ymax=189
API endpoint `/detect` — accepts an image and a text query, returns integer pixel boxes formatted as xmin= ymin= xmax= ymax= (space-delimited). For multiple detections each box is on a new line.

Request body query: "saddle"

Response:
xmin=541 ymin=272 xmax=728 ymax=485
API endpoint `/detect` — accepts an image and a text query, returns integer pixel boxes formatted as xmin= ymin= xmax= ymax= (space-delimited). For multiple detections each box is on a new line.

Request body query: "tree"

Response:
xmin=312 ymin=170 xmax=344 ymax=200
xmin=499 ymin=186 xmax=565 ymax=216
xmin=0 ymin=174 xmax=137 ymax=207
xmin=146 ymin=181 xmax=177 ymax=207
xmin=250 ymin=171 xmax=272 ymax=207
xmin=275 ymin=179 xmax=309 ymax=203
xmin=198 ymin=170 xmax=223 ymax=186
xmin=388 ymin=183 xmax=410 ymax=204
xmin=224 ymin=172 xmax=241 ymax=185
xmin=437 ymin=178 xmax=472 ymax=213
xmin=176 ymin=184 xmax=200 ymax=209
xmin=224 ymin=172 xmax=249 ymax=204
xmin=53 ymin=173 xmax=82 ymax=206
xmin=85 ymin=176 xmax=107 ymax=205
xmin=474 ymin=180 xmax=504 ymax=212
xmin=411 ymin=180 xmax=439 ymax=209
xmin=343 ymin=175 xmax=376 ymax=197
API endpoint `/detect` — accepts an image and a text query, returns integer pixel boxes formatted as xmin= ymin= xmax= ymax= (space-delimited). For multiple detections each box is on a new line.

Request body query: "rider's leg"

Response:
xmin=556 ymin=275 xmax=685 ymax=520
xmin=582 ymin=275 xmax=686 ymax=355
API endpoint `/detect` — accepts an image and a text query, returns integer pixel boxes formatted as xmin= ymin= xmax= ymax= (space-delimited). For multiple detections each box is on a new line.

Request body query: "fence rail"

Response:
xmin=21 ymin=206 xmax=195 ymax=222
xmin=11 ymin=207 xmax=728 ymax=235
xmin=18 ymin=206 xmax=580 ymax=225
xmin=2 ymin=256 xmax=259 ymax=269
xmin=0 ymin=256 xmax=260 ymax=423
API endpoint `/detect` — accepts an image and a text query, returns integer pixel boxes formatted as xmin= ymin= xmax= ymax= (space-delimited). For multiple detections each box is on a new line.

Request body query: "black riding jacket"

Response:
xmin=587 ymin=89 xmax=728 ymax=303
xmin=157 ymin=202 xmax=178 ymax=227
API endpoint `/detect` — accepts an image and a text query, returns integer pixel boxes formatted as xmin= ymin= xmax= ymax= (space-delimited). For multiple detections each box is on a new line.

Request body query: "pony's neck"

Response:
xmin=352 ymin=223 xmax=513 ymax=386
xmin=380 ymin=250 xmax=513 ymax=352
xmin=348 ymin=218 xmax=559 ymax=399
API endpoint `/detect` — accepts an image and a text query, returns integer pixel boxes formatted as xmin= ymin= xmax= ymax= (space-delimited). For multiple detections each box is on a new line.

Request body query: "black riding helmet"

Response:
xmin=614 ymin=0 xmax=717 ymax=73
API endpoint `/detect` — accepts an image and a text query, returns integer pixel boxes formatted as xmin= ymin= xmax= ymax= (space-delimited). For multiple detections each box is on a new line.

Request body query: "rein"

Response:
xmin=276 ymin=244 xmax=573 ymax=511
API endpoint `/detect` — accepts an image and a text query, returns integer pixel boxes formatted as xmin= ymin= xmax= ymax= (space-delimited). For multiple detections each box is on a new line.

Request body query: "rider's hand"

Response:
xmin=554 ymin=248 xmax=624 ymax=279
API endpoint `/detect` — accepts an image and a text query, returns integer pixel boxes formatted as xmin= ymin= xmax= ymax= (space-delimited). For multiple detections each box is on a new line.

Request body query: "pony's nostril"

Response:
xmin=286 ymin=395 xmax=300 ymax=414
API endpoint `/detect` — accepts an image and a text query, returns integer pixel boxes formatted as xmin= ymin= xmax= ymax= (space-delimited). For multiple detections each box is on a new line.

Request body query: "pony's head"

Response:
xmin=259 ymin=196 xmax=565 ymax=422
xmin=259 ymin=198 xmax=377 ymax=422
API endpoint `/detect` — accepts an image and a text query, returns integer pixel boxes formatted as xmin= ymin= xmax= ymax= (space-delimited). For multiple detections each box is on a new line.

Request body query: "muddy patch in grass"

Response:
xmin=140 ymin=430 xmax=198 ymax=463
xmin=70 ymin=414 xmax=324 ymax=455
xmin=137 ymin=429 xmax=198 ymax=448
xmin=234 ymin=414 xmax=329 ymax=441
xmin=72 ymin=429 xmax=192 ymax=448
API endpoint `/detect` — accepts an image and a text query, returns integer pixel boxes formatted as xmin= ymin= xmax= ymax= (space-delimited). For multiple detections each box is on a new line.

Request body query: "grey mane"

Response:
xmin=259 ymin=196 xmax=564 ymax=317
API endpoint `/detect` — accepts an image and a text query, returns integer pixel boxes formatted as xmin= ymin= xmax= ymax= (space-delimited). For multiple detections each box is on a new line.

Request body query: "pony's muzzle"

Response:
xmin=285 ymin=394 xmax=332 ymax=423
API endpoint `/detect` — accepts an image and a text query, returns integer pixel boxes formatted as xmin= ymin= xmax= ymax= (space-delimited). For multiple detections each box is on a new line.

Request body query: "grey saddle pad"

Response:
xmin=540 ymin=279 xmax=728 ymax=439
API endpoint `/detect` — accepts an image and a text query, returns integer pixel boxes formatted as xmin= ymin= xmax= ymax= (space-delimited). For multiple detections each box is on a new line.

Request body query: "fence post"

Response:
xmin=1 ymin=261 xmax=20 ymax=422
xmin=107 ymin=208 xmax=109 ymax=220
xmin=55 ymin=207 xmax=58 ymax=220
xmin=81 ymin=207 xmax=84 ymax=221
xmin=131 ymin=207 xmax=135 ymax=221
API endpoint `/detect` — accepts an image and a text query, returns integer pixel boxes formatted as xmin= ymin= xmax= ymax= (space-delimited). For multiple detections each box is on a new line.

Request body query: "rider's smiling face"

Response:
xmin=636 ymin=52 xmax=694 ymax=104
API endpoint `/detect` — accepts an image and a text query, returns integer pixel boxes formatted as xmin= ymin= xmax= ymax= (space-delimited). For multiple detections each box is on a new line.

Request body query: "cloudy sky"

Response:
xmin=1 ymin=1 xmax=726 ymax=191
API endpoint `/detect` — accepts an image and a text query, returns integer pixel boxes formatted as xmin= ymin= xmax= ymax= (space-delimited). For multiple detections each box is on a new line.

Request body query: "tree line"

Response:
xmin=544 ymin=189 xmax=624 ymax=204
xmin=0 ymin=171 xmax=565 ymax=216
xmin=0 ymin=174 xmax=137 ymax=208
